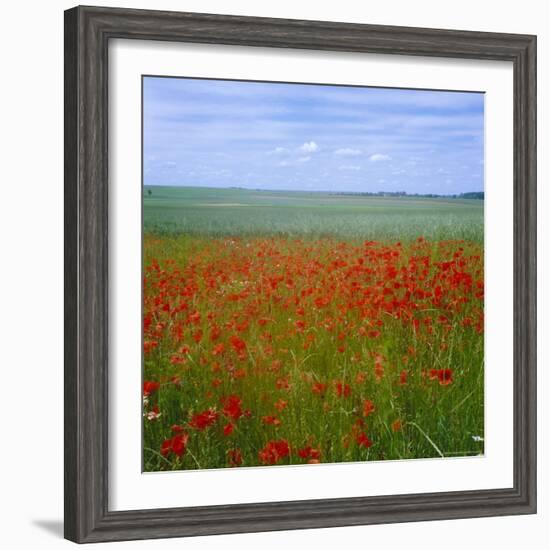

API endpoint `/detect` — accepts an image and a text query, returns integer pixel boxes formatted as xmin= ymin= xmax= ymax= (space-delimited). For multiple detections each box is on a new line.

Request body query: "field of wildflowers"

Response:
xmin=143 ymin=208 xmax=484 ymax=470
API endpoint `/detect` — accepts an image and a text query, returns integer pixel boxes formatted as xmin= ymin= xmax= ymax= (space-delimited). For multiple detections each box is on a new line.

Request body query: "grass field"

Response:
xmin=143 ymin=186 xmax=484 ymax=242
xmin=142 ymin=186 xmax=484 ymax=471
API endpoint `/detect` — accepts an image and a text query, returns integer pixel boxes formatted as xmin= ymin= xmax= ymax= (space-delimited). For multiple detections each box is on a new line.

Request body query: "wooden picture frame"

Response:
xmin=64 ymin=5 xmax=536 ymax=543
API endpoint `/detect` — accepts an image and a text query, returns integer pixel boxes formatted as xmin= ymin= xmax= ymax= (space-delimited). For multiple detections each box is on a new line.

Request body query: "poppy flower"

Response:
xmin=356 ymin=432 xmax=373 ymax=449
xmin=189 ymin=408 xmax=218 ymax=430
xmin=171 ymin=434 xmax=188 ymax=456
xmin=274 ymin=399 xmax=288 ymax=412
xmin=227 ymin=449 xmax=243 ymax=467
xmin=223 ymin=423 xmax=234 ymax=436
xmin=143 ymin=340 xmax=158 ymax=354
xmin=311 ymin=382 xmax=327 ymax=396
xmin=363 ymin=399 xmax=375 ymax=417
xmin=438 ymin=368 xmax=453 ymax=385
xmin=210 ymin=325 xmax=222 ymax=341
xmin=334 ymin=381 xmax=351 ymax=398
xmin=229 ymin=335 xmax=246 ymax=353
xmin=188 ymin=311 xmax=201 ymax=324
xmin=429 ymin=368 xmax=453 ymax=385
xmin=262 ymin=415 xmax=281 ymax=426
xmin=143 ymin=381 xmax=160 ymax=396
xmin=212 ymin=343 xmax=225 ymax=356
xmin=391 ymin=419 xmax=403 ymax=432
xmin=429 ymin=369 xmax=439 ymax=381
xmin=258 ymin=440 xmax=290 ymax=465
xmin=160 ymin=433 xmax=189 ymax=458
xmin=222 ymin=395 xmax=243 ymax=420
xmin=276 ymin=378 xmax=290 ymax=391
xmin=297 ymin=446 xmax=321 ymax=461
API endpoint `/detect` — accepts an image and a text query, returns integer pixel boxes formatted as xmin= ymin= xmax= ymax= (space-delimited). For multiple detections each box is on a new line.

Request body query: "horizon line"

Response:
xmin=143 ymin=184 xmax=484 ymax=196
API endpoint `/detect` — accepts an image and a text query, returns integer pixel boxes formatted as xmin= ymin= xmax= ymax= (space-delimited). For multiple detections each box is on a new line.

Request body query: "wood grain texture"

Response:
xmin=64 ymin=5 xmax=537 ymax=543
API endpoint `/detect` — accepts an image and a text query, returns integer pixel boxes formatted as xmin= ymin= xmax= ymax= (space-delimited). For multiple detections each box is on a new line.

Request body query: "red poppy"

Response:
xmin=189 ymin=408 xmax=218 ymax=430
xmin=429 ymin=368 xmax=453 ymax=385
xmin=223 ymin=423 xmax=234 ymax=436
xmin=160 ymin=433 xmax=189 ymax=458
xmin=438 ymin=368 xmax=453 ymax=386
xmin=274 ymin=399 xmax=288 ymax=412
xmin=229 ymin=335 xmax=246 ymax=353
xmin=143 ymin=340 xmax=158 ymax=354
xmin=297 ymin=446 xmax=321 ymax=461
xmin=258 ymin=439 xmax=290 ymax=465
xmin=363 ymin=399 xmax=375 ymax=417
xmin=276 ymin=377 xmax=290 ymax=390
xmin=171 ymin=434 xmax=188 ymax=456
xmin=222 ymin=395 xmax=243 ymax=420
xmin=262 ymin=415 xmax=281 ymax=426
xmin=188 ymin=311 xmax=201 ymax=324
xmin=227 ymin=448 xmax=243 ymax=467
xmin=356 ymin=432 xmax=373 ymax=449
xmin=391 ymin=419 xmax=403 ymax=432
xmin=212 ymin=343 xmax=225 ymax=356
xmin=334 ymin=381 xmax=351 ymax=398
xmin=209 ymin=325 xmax=222 ymax=341
xmin=143 ymin=381 xmax=160 ymax=396
xmin=311 ymin=382 xmax=327 ymax=396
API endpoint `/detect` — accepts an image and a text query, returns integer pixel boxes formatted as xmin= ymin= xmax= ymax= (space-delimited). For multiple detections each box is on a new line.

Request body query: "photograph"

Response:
xmin=141 ymin=76 xmax=486 ymax=471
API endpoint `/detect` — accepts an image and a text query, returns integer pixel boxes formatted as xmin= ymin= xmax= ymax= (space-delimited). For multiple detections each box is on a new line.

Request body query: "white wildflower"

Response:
xmin=144 ymin=410 xmax=162 ymax=421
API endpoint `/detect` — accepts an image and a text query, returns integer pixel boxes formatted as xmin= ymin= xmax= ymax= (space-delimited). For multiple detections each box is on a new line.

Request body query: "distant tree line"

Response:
xmin=332 ymin=190 xmax=484 ymax=200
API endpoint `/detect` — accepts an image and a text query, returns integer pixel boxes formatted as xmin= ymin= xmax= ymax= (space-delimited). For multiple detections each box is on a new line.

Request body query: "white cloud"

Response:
xmin=369 ymin=153 xmax=392 ymax=162
xmin=298 ymin=156 xmax=311 ymax=163
xmin=339 ymin=165 xmax=361 ymax=171
xmin=334 ymin=148 xmax=361 ymax=156
xmin=269 ymin=147 xmax=288 ymax=155
xmin=299 ymin=141 xmax=319 ymax=153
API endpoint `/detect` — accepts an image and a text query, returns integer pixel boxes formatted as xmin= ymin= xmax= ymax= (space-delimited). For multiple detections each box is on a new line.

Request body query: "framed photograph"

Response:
xmin=64 ymin=5 xmax=537 ymax=543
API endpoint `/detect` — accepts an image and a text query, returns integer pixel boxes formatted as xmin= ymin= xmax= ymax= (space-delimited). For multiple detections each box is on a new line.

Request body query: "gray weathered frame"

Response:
xmin=64 ymin=5 xmax=537 ymax=543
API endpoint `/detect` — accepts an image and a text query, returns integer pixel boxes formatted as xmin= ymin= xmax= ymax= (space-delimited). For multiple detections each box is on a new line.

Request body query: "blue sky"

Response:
xmin=143 ymin=76 xmax=484 ymax=194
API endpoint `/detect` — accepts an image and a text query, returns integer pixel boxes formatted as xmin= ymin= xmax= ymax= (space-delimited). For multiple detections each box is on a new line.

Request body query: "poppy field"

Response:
xmin=142 ymin=189 xmax=484 ymax=471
